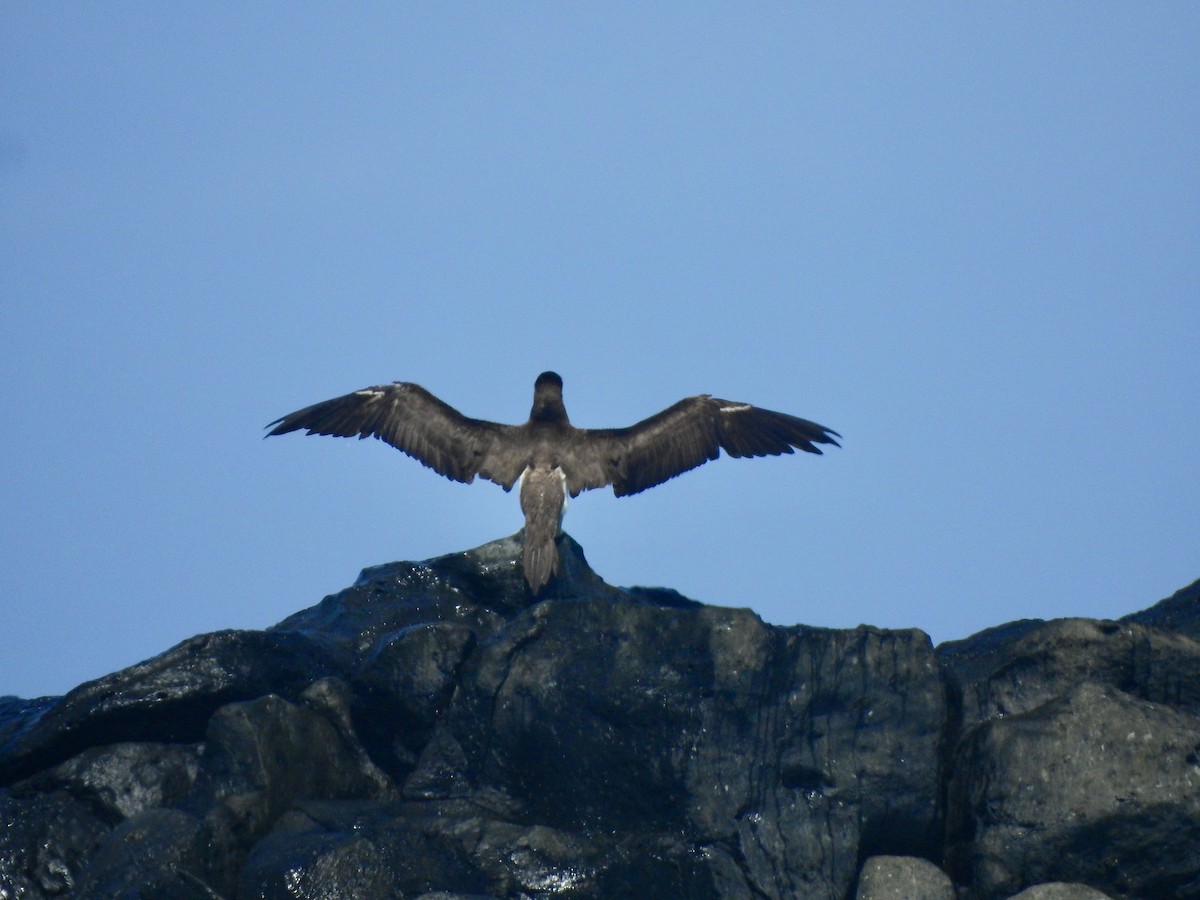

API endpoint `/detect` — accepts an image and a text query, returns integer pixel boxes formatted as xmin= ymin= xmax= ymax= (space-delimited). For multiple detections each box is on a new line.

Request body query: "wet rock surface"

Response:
xmin=1 ymin=534 xmax=1196 ymax=899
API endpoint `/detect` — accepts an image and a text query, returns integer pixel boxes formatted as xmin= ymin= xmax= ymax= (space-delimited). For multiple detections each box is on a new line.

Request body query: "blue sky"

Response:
xmin=2 ymin=5 xmax=1196 ymax=699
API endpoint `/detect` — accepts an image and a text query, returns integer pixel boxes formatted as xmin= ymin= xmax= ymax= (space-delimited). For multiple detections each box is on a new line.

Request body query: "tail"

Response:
xmin=519 ymin=466 xmax=566 ymax=595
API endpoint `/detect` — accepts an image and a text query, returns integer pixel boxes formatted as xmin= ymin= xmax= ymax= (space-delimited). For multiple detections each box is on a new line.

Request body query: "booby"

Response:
xmin=266 ymin=372 xmax=839 ymax=595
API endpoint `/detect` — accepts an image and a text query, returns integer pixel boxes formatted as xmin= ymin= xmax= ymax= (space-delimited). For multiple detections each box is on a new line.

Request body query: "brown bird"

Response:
xmin=267 ymin=372 xmax=839 ymax=595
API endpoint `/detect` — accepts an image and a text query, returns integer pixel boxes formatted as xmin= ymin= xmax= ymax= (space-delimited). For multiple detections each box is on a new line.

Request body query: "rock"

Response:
xmin=185 ymin=678 xmax=394 ymax=895
xmin=238 ymin=823 xmax=421 ymax=899
xmin=351 ymin=621 xmax=479 ymax=775
xmin=940 ymin=617 xmax=1200 ymax=734
xmin=270 ymin=533 xmax=622 ymax=659
xmin=0 ymin=629 xmax=339 ymax=784
xmin=1005 ymin=884 xmax=1115 ymax=899
xmin=238 ymin=798 xmax=756 ymax=899
xmin=0 ymin=787 xmax=111 ymax=897
xmin=247 ymin=587 xmax=948 ymax=899
xmin=402 ymin=597 xmax=945 ymax=898
xmin=936 ymin=604 xmax=1200 ymax=899
xmin=946 ymin=681 xmax=1200 ymax=900
xmin=935 ymin=619 xmax=1047 ymax=692
xmin=1121 ymin=576 xmax=1200 ymax=639
xmin=73 ymin=807 xmax=218 ymax=898
xmin=0 ymin=534 xmax=1196 ymax=898
xmin=18 ymin=741 xmax=201 ymax=820
xmin=855 ymin=855 xmax=956 ymax=899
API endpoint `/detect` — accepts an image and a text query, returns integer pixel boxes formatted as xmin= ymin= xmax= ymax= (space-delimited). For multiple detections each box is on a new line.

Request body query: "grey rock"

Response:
xmin=855 ymin=855 xmax=956 ymax=899
xmin=936 ymin=585 xmax=1200 ymax=900
xmin=1006 ymin=883 xmax=1114 ymax=899
xmin=946 ymin=681 xmax=1200 ymax=900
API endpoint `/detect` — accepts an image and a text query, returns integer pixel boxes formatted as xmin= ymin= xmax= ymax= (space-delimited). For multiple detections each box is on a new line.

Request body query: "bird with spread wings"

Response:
xmin=267 ymin=371 xmax=839 ymax=595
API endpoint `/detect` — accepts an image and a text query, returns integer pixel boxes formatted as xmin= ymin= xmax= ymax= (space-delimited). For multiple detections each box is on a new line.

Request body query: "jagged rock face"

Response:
xmin=1 ymin=534 xmax=1197 ymax=900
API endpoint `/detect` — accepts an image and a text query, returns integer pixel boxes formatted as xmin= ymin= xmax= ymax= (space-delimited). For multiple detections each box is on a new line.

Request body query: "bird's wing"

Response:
xmin=563 ymin=395 xmax=840 ymax=498
xmin=265 ymin=382 xmax=528 ymax=489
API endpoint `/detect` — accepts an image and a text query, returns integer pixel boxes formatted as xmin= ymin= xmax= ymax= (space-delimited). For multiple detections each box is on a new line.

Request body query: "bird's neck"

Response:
xmin=530 ymin=399 xmax=568 ymax=423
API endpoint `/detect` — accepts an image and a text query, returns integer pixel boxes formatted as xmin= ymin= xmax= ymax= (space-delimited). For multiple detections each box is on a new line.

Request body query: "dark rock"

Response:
xmin=945 ymin=682 xmax=1200 ymax=900
xmin=185 ymin=678 xmax=393 ymax=895
xmin=0 ymin=787 xmax=111 ymax=896
xmin=238 ymin=825 xmax=417 ymax=899
xmin=0 ymin=694 xmax=57 ymax=754
xmin=0 ymin=629 xmax=339 ymax=785
xmin=239 ymin=797 xmax=754 ymax=899
xmin=73 ymin=807 xmax=218 ymax=898
xmin=351 ymin=621 xmax=478 ymax=776
xmin=937 ymin=594 xmax=1200 ymax=900
xmin=1121 ymin=576 xmax=1200 ymax=639
xmin=402 ymin=598 xmax=945 ymax=897
xmin=941 ymin=617 xmax=1200 ymax=734
xmin=935 ymin=619 xmax=1046 ymax=690
xmin=854 ymin=855 xmax=955 ymax=899
xmin=17 ymin=741 xmax=201 ymax=820
xmin=271 ymin=533 xmax=617 ymax=661
xmin=1 ymin=534 xmax=1196 ymax=899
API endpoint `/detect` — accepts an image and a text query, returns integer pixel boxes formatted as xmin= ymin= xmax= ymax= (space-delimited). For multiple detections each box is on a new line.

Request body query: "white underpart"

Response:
xmin=517 ymin=465 xmax=568 ymax=523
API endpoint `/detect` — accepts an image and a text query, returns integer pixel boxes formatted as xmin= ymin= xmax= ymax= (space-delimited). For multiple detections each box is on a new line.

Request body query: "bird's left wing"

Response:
xmin=265 ymin=382 xmax=528 ymax=489
xmin=562 ymin=395 xmax=840 ymax=498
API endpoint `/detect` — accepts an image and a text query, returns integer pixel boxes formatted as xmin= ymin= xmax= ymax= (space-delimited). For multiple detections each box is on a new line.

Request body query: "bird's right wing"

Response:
xmin=266 ymin=382 xmax=528 ymax=490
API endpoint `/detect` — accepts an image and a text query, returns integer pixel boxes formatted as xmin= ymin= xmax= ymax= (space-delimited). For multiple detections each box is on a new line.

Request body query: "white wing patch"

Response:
xmin=720 ymin=403 xmax=753 ymax=413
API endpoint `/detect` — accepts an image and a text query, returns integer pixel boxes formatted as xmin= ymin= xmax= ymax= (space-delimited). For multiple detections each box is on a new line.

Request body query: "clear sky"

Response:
xmin=2 ymin=5 xmax=1196 ymax=699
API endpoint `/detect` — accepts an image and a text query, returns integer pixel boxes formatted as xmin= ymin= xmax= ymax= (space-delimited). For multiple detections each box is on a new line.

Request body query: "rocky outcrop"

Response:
xmin=939 ymin=616 xmax=1200 ymax=899
xmin=1 ymin=533 xmax=1197 ymax=899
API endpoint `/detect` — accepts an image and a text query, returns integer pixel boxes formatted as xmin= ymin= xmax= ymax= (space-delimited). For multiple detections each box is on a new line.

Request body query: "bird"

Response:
xmin=266 ymin=371 xmax=839 ymax=595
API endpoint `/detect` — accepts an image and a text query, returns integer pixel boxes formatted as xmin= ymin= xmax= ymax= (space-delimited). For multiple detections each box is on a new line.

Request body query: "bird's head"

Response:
xmin=531 ymin=371 xmax=567 ymax=422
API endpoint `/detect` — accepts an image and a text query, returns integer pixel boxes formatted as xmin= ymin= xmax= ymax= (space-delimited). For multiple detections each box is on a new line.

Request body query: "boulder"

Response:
xmin=855 ymin=854 xmax=955 ymax=899
xmin=946 ymin=682 xmax=1200 ymax=899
